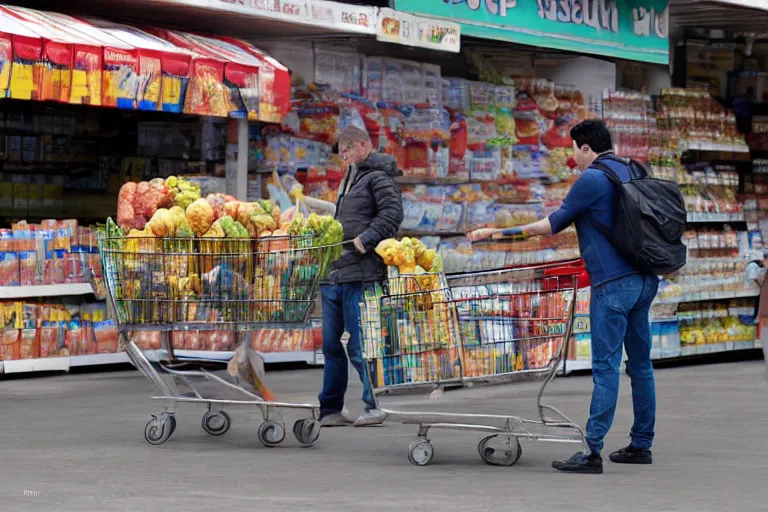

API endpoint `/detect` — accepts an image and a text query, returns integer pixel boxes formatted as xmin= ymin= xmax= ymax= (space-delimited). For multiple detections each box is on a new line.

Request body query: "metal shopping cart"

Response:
xmin=100 ymin=232 xmax=335 ymax=447
xmin=361 ymin=261 xmax=588 ymax=466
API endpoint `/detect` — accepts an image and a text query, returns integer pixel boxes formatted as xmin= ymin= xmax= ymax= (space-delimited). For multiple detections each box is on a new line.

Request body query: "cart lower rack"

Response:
xmin=361 ymin=262 xmax=587 ymax=466
xmin=100 ymin=234 xmax=335 ymax=448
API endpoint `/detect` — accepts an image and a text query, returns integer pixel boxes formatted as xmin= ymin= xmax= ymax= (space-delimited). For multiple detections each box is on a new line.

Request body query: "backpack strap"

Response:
xmin=590 ymin=160 xmax=623 ymax=185
xmin=584 ymin=159 xmax=622 ymax=241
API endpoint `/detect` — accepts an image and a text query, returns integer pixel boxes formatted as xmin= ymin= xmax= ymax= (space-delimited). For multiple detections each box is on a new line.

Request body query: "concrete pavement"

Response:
xmin=0 ymin=361 xmax=766 ymax=511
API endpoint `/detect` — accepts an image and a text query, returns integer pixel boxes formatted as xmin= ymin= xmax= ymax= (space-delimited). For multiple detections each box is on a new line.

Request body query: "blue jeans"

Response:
xmin=586 ymin=273 xmax=659 ymax=454
xmin=318 ymin=283 xmax=376 ymax=417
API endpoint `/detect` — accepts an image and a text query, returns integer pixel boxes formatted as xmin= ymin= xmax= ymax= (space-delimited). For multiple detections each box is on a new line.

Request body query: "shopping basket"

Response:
xmin=99 ymin=233 xmax=335 ymax=447
xmin=361 ymin=261 xmax=587 ymax=466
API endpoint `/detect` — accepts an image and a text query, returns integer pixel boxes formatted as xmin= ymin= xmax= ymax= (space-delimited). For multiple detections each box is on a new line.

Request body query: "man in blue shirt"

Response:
xmin=470 ymin=120 xmax=659 ymax=474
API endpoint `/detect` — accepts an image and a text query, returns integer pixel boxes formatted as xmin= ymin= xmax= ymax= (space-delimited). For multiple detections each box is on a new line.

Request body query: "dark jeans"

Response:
xmin=318 ymin=282 xmax=376 ymax=417
xmin=586 ymin=273 xmax=659 ymax=453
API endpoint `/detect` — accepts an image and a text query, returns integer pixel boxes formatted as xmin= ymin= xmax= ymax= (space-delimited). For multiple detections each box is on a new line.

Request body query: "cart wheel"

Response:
xmin=407 ymin=439 xmax=434 ymax=466
xmin=258 ymin=421 xmax=286 ymax=447
xmin=478 ymin=435 xmax=522 ymax=467
xmin=144 ymin=414 xmax=176 ymax=446
xmin=293 ymin=418 xmax=321 ymax=447
xmin=202 ymin=410 xmax=231 ymax=436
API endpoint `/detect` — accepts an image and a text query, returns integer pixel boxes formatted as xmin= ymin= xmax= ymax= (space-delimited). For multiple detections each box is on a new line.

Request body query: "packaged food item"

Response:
xmin=0 ymin=328 xmax=19 ymax=360
xmin=19 ymin=328 xmax=37 ymax=359
xmin=9 ymin=33 xmax=42 ymax=100
xmin=102 ymin=47 xmax=139 ymax=109
xmin=296 ymin=102 xmax=341 ymax=145
xmin=38 ymin=41 xmax=72 ymax=102
xmin=0 ymin=33 xmax=12 ymax=98
xmin=69 ymin=45 xmax=103 ymax=105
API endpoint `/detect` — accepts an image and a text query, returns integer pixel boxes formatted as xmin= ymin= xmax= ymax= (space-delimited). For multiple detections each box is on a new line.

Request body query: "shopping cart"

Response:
xmin=100 ymin=232 xmax=335 ymax=448
xmin=361 ymin=261 xmax=587 ymax=466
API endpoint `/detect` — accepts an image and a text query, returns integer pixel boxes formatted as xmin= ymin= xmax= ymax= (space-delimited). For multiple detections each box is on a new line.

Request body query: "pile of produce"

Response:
xmin=105 ymin=181 xmax=346 ymax=326
xmin=376 ymin=237 xmax=443 ymax=290
xmin=116 ymin=176 xmax=202 ymax=233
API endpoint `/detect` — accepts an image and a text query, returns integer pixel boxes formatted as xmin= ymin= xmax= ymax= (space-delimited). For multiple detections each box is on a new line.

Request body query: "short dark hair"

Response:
xmin=570 ymin=119 xmax=613 ymax=154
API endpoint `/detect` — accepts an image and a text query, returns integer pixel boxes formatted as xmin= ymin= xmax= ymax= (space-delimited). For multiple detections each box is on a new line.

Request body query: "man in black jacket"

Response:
xmin=319 ymin=126 xmax=404 ymax=427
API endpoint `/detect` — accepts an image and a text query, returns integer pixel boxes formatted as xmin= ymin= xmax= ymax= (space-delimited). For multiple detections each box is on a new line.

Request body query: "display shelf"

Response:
xmin=683 ymin=141 xmax=750 ymax=153
xmin=3 ymin=357 xmax=70 ymax=374
xmin=142 ymin=349 xmax=318 ymax=364
xmin=560 ymin=360 xmax=592 ymax=373
xmin=261 ymin=351 xmax=317 ymax=364
xmin=654 ymin=288 xmax=761 ymax=305
xmin=400 ymin=229 xmax=466 ymax=238
xmin=686 ymin=212 xmax=745 ymax=223
xmin=678 ymin=340 xmax=755 ymax=357
xmin=69 ymin=353 xmax=129 ymax=367
xmin=0 ymin=283 xmax=96 ymax=299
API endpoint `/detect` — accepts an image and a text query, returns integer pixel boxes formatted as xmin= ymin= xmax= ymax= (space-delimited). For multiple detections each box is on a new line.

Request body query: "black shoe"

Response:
xmin=552 ymin=451 xmax=603 ymax=474
xmin=609 ymin=445 xmax=653 ymax=464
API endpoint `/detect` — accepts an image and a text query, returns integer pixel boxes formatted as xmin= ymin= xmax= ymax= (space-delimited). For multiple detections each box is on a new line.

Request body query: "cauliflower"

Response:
xmin=186 ymin=198 xmax=215 ymax=236
xmin=146 ymin=208 xmax=174 ymax=237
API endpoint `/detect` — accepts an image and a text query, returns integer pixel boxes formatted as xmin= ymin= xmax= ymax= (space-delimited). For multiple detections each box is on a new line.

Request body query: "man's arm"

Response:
xmin=468 ymin=172 xmax=603 ymax=241
xmin=355 ymin=173 xmax=404 ymax=253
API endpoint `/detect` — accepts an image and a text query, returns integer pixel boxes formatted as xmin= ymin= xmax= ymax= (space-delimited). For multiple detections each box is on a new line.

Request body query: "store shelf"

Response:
xmin=400 ymin=229 xmax=466 ymax=237
xmin=654 ymin=288 xmax=761 ymax=305
xmin=261 ymin=351 xmax=317 ymax=364
xmin=142 ymin=349 xmax=318 ymax=364
xmin=3 ymin=357 xmax=70 ymax=374
xmin=69 ymin=353 xmax=129 ymax=367
xmin=0 ymin=283 xmax=96 ymax=299
xmin=560 ymin=360 xmax=592 ymax=373
xmin=683 ymin=141 xmax=750 ymax=153
xmin=678 ymin=341 xmax=755 ymax=357
xmin=686 ymin=212 xmax=745 ymax=223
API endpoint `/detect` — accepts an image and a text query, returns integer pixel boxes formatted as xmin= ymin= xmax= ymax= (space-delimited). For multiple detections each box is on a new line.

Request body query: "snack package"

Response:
xmin=296 ymin=102 xmax=341 ymax=145
xmin=0 ymin=250 xmax=19 ymax=286
xmin=223 ymin=62 xmax=260 ymax=120
xmin=39 ymin=324 xmax=59 ymax=358
xmin=376 ymin=103 xmax=406 ymax=169
xmin=9 ymin=34 xmax=42 ymax=100
xmin=159 ymin=52 xmax=190 ymax=113
xmin=70 ymin=45 xmax=103 ymax=105
xmin=186 ymin=59 xmax=229 ymax=117
xmin=19 ymin=327 xmax=37 ymax=359
xmin=38 ymin=41 xmax=72 ymax=102
xmin=102 ymin=47 xmax=139 ymax=109
xmin=136 ymin=51 xmax=162 ymax=111
xmin=0 ymin=328 xmax=19 ymax=360
xmin=0 ymin=33 xmax=12 ymax=98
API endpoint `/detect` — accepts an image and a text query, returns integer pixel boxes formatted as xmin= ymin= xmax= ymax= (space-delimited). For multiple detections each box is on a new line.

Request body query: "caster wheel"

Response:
xmin=144 ymin=413 xmax=176 ymax=446
xmin=407 ymin=439 xmax=434 ymax=466
xmin=202 ymin=410 xmax=231 ymax=436
xmin=293 ymin=418 xmax=321 ymax=447
xmin=478 ymin=435 xmax=522 ymax=466
xmin=258 ymin=421 xmax=286 ymax=447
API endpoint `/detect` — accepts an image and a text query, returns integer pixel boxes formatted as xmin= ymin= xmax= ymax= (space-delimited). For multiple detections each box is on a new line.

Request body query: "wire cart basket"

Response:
xmin=100 ymin=233 xmax=336 ymax=448
xmin=361 ymin=261 xmax=588 ymax=466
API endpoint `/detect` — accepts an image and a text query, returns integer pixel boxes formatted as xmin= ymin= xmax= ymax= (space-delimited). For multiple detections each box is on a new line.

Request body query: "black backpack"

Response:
xmin=590 ymin=155 xmax=687 ymax=275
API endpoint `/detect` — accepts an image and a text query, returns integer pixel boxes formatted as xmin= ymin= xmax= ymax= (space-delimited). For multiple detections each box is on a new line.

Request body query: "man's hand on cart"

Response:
xmin=352 ymin=236 xmax=367 ymax=254
xmin=468 ymin=217 xmax=554 ymax=242
xmin=468 ymin=227 xmax=525 ymax=242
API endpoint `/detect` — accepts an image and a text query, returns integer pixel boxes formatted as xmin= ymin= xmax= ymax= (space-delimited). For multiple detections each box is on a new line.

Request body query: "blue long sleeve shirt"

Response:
xmin=548 ymin=154 xmax=642 ymax=288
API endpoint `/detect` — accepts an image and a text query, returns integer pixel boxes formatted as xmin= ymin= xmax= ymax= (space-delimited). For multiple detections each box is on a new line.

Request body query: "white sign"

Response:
xmin=377 ymin=8 xmax=460 ymax=53
xmin=196 ymin=0 xmax=377 ymax=34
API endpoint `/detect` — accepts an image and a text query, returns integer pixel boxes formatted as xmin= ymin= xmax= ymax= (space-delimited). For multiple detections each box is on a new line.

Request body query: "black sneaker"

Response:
xmin=552 ymin=451 xmax=603 ymax=474
xmin=609 ymin=445 xmax=652 ymax=464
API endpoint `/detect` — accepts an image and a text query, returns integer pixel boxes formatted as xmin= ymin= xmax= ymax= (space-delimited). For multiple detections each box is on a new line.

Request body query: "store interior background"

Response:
xmin=0 ymin=0 xmax=764 ymax=378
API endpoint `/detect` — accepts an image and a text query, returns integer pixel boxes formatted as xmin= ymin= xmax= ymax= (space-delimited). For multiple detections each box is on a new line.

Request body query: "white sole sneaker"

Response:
xmin=353 ymin=409 xmax=387 ymax=427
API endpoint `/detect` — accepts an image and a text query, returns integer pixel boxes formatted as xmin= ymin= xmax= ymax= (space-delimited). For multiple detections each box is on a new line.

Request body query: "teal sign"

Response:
xmin=391 ymin=0 xmax=669 ymax=64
